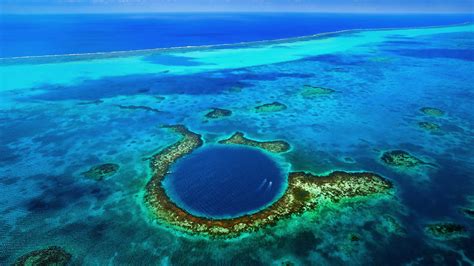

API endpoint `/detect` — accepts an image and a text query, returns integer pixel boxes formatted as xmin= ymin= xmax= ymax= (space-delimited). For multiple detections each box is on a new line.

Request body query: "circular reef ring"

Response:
xmin=144 ymin=125 xmax=393 ymax=238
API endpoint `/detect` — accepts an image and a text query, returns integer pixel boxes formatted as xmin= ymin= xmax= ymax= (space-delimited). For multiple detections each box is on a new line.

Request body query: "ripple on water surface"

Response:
xmin=162 ymin=145 xmax=287 ymax=219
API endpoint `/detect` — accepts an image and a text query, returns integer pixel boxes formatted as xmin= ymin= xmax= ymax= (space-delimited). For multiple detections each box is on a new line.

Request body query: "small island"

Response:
xmin=300 ymin=85 xmax=336 ymax=98
xmin=418 ymin=121 xmax=440 ymax=131
xmin=82 ymin=163 xmax=120 ymax=181
xmin=218 ymin=132 xmax=290 ymax=153
xmin=14 ymin=246 xmax=71 ymax=266
xmin=425 ymin=222 xmax=468 ymax=239
xmin=255 ymin=102 xmax=287 ymax=112
xmin=381 ymin=150 xmax=425 ymax=167
xmin=205 ymin=108 xmax=232 ymax=119
xmin=420 ymin=107 xmax=445 ymax=117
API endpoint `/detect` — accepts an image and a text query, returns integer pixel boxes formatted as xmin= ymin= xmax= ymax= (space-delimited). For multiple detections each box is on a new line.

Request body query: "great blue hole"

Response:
xmin=162 ymin=145 xmax=286 ymax=219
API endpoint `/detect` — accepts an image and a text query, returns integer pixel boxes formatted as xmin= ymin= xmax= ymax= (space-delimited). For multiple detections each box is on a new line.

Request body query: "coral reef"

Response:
xmin=461 ymin=208 xmax=474 ymax=219
xmin=420 ymin=107 xmax=445 ymax=117
xmin=418 ymin=121 xmax=440 ymax=131
xmin=425 ymin=222 xmax=468 ymax=239
xmin=228 ymin=86 xmax=243 ymax=93
xmin=14 ymin=246 xmax=71 ymax=266
xmin=301 ymin=85 xmax=336 ymax=98
xmin=77 ymin=99 xmax=104 ymax=105
xmin=218 ymin=132 xmax=290 ymax=153
xmin=205 ymin=108 xmax=232 ymax=119
xmin=376 ymin=215 xmax=406 ymax=236
xmin=116 ymin=105 xmax=161 ymax=113
xmin=381 ymin=150 xmax=425 ymax=167
xmin=82 ymin=163 xmax=119 ymax=181
xmin=155 ymin=96 xmax=166 ymax=102
xmin=255 ymin=102 xmax=287 ymax=112
xmin=145 ymin=126 xmax=393 ymax=238
xmin=349 ymin=233 xmax=361 ymax=242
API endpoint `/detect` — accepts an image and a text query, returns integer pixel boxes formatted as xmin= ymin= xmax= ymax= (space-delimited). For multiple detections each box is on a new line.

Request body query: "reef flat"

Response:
xmin=381 ymin=150 xmax=426 ymax=167
xmin=218 ymin=132 xmax=290 ymax=153
xmin=300 ymin=85 xmax=336 ymax=98
xmin=145 ymin=126 xmax=393 ymax=238
xmin=205 ymin=108 xmax=232 ymax=119
xmin=420 ymin=107 xmax=445 ymax=117
xmin=81 ymin=163 xmax=119 ymax=181
xmin=14 ymin=246 xmax=71 ymax=266
xmin=255 ymin=102 xmax=287 ymax=112
xmin=425 ymin=222 xmax=468 ymax=239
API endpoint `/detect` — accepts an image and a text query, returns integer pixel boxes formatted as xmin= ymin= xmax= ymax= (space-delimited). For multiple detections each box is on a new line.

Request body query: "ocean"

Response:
xmin=1 ymin=13 xmax=473 ymax=57
xmin=1 ymin=13 xmax=473 ymax=265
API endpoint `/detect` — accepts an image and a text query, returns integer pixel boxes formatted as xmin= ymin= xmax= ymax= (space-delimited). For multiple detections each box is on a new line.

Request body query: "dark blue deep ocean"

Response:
xmin=0 ymin=13 xmax=473 ymax=57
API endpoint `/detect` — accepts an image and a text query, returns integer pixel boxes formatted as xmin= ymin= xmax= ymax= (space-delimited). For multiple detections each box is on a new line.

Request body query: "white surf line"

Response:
xmin=1 ymin=22 xmax=472 ymax=92
xmin=1 ymin=22 xmax=471 ymax=62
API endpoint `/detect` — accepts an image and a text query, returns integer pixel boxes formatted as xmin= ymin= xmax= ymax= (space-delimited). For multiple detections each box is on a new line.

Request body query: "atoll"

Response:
xmin=381 ymin=150 xmax=425 ymax=167
xmin=145 ymin=126 xmax=393 ymax=238
xmin=82 ymin=163 xmax=119 ymax=181
xmin=14 ymin=246 xmax=71 ymax=266
xmin=420 ymin=107 xmax=445 ymax=117
xmin=205 ymin=108 xmax=232 ymax=119
xmin=255 ymin=102 xmax=287 ymax=113
xmin=425 ymin=222 xmax=468 ymax=239
xmin=418 ymin=121 xmax=440 ymax=131
xmin=300 ymin=85 xmax=336 ymax=98
xmin=218 ymin=132 xmax=290 ymax=153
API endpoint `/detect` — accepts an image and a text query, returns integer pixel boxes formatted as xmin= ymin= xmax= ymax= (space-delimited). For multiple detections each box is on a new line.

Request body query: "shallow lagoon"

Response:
xmin=1 ymin=22 xmax=474 ymax=264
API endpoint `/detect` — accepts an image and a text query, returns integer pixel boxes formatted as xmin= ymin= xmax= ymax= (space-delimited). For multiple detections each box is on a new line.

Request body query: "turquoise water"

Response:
xmin=1 ymin=23 xmax=474 ymax=264
xmin=163 ymin=146 xmax=286 ymax=218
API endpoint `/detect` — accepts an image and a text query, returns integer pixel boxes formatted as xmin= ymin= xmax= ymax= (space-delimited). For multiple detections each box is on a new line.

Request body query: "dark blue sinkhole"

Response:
xmin=163 ymin=145 xmax=287 ymax=219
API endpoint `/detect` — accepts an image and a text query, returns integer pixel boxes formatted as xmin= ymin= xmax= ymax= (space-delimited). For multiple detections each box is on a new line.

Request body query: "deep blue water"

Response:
xmin=1 ymin=13 xmax=473 ymax=57
xmin=163 ymin=146 xmax=285 ymax=218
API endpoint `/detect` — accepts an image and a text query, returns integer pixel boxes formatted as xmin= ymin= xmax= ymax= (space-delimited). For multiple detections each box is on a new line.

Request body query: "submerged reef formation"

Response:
xmin=205 ymin=108 xmax=232 ymax=119
xmin=255 ymin=102 xmax=287 ymax=113
xmin=145 ymin=126 xmax=393 ymax=238
xmin=461 ymin=208 xmax=474 ymax=219
xmin=14 ymin=246 xmax=71 ymax=266
xmin=381 ymin=150 xmax=426 ymax=167
xmin=82 ymin=163 xmax=119 ymax=181
xmin=425 ymin=222 xmax=468 ymax=239
xmin=418 ymin=121 xmax=440 ymax=131
xmin=300 ymin=85 xmax=336 ymax=98
xmin=218 ymin=132 xmax=290 ymax=153
xmin=155 ymin=96 xmax=166 ymax=102
xmin=376 ymin=215 xmax=406 ymax=236
xmin=420 ymin=107 xmax=445 ymax=117
xmin=116 ymin=104 xmax=161 ymax=113
xmin=349 ymin=233 xmax=361 ymax=242
xmin=77 ymin=99 xmax=104 ymax=105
